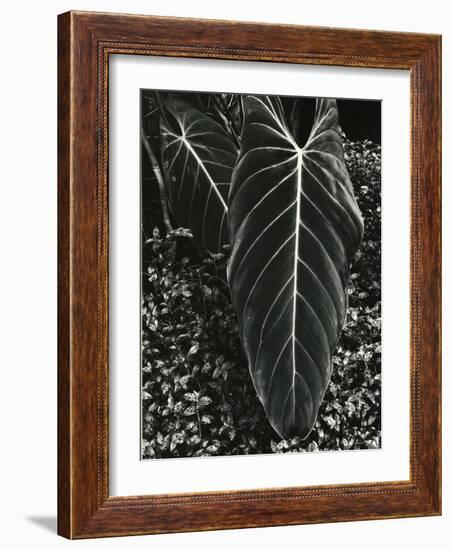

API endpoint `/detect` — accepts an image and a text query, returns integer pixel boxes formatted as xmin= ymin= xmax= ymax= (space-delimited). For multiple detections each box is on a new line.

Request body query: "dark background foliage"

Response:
xmin=141 ymin=92 xmax=381 ymax=458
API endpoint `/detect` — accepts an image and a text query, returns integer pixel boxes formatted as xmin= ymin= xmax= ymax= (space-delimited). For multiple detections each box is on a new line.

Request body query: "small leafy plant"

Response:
xmin=142 ymin=91 xmax=380 ymax=453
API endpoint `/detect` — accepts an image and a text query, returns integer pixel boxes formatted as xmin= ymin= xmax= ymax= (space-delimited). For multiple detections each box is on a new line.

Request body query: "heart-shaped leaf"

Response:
xmin=228 ymin=95 xmax=363 ymax=438
xmin=160 ymin=97 xmax=238 ymax=253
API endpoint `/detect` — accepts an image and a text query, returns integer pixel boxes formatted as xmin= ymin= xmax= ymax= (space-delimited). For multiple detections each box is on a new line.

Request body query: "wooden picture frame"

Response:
xmin=58 ymin=10 xmax=441 ymax=539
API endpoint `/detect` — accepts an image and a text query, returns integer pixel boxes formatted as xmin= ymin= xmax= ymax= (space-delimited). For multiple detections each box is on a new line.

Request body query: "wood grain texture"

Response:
xmin=57 ymin=10 xmax=442 ymax=539
xmin=57 ymin=11 xmax=71 ymax=537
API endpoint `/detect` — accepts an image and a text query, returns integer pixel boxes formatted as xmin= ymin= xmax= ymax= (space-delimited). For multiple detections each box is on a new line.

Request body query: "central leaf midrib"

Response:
xmin=291 ymin=147 xmax=303 ymax=398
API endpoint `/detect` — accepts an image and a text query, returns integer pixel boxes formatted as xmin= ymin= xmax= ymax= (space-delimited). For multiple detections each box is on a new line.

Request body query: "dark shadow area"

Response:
xmin=26 ymin=515 xmax=57 ymax=534
xmin=337 ymin=98 xmax=381 ymax=143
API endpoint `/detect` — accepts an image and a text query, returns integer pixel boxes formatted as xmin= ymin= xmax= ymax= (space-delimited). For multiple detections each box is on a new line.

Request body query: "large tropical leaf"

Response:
xmin=160 ymin=96 xmax=238 ymax=253
xmin=228 ymin=95 xmax=364 ymax=438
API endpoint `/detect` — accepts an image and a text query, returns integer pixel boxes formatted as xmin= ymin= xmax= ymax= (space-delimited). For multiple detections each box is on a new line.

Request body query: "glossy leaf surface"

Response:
xmin=228 ymin=95 xmax=363 ymax=438
xmin=160 ymin=97 xmax=238 ymax=253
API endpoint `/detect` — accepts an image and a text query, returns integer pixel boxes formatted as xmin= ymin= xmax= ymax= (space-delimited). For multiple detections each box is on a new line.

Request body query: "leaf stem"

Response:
xmin=141 ymin=127 xmax=173 ymax=233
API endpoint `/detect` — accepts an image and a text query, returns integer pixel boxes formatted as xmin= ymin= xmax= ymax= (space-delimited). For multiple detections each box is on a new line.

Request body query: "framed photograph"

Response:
xmin=58 ymin=11 xmax=441 ymax=539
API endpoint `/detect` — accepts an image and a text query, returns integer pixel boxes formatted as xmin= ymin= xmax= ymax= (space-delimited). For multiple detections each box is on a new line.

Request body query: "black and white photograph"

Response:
xmin=141 ymin=90 xmax=382 ymax=459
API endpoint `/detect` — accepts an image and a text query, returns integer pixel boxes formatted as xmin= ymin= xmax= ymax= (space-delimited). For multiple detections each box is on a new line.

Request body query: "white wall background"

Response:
xmin=0 ymin=1 xmax=449 ymax=548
